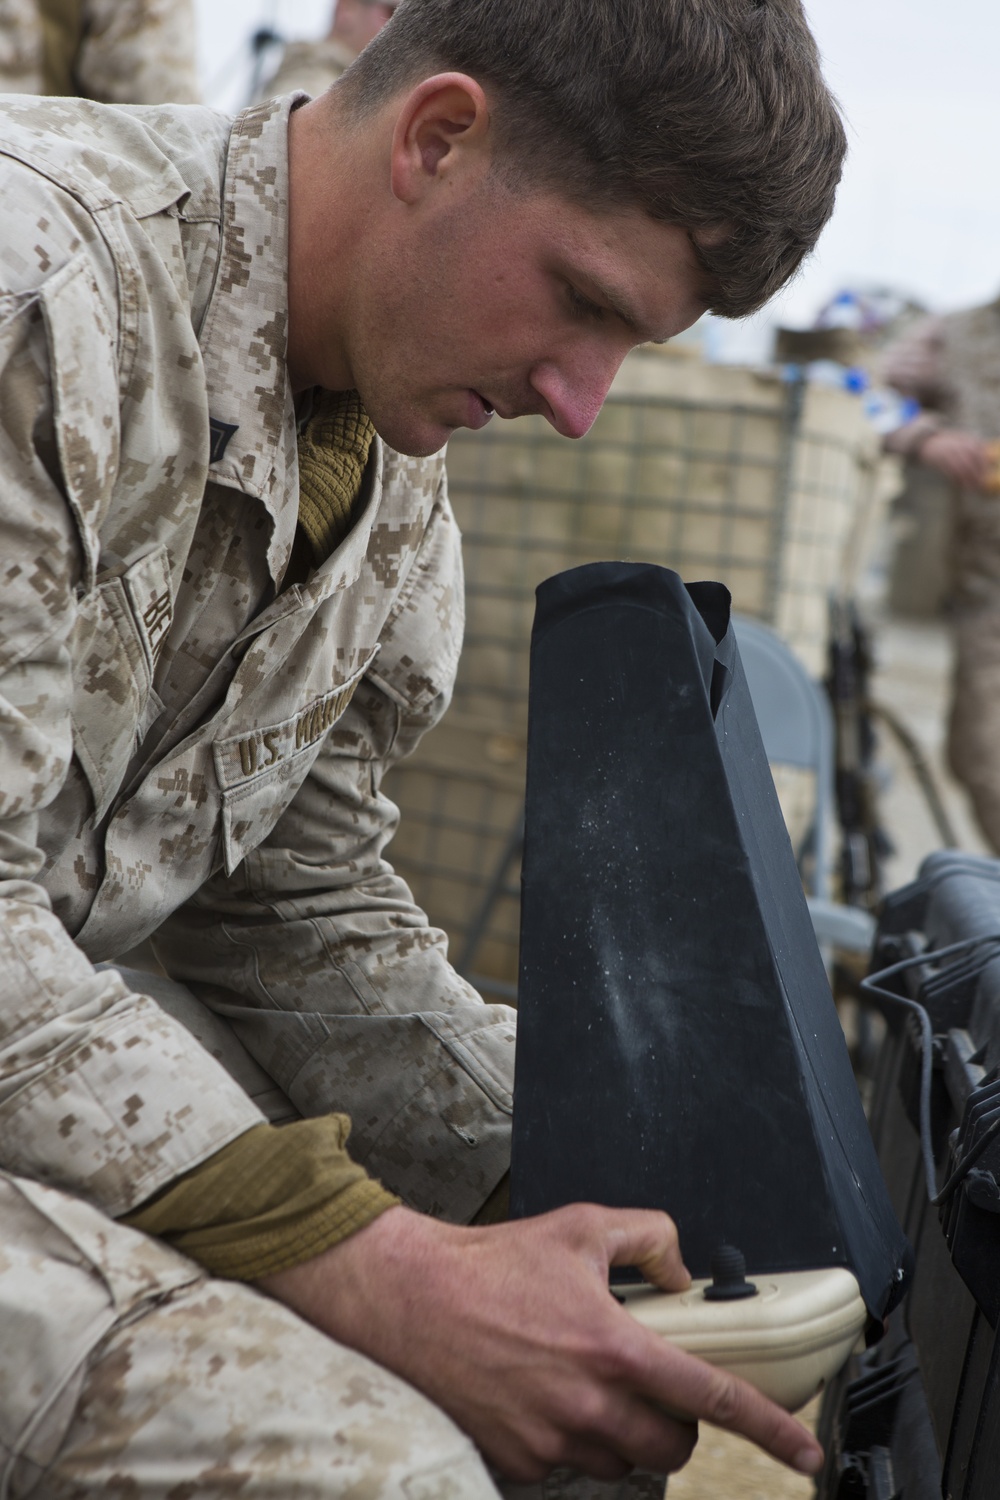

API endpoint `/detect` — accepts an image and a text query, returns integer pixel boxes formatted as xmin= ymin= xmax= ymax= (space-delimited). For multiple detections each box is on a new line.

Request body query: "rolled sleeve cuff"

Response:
xmin=122 ymin=1115 xmax=400 ymax=1280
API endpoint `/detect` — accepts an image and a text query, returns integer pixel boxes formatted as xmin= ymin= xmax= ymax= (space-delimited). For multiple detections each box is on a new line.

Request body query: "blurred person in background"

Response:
xmin=882 ymin=300 xmax=1000 ymax=852
xmin=259 ymin=0 xmax=397 ymax=99
xmin=0 ymin=0 xmax=199 ymax=103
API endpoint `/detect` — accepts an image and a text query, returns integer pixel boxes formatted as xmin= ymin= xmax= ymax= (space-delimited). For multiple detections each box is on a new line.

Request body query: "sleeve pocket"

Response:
xmin=71 ymin=546 xmax=171 ymax=821
xmin=39 ymin=252 xmax=121 ymax=591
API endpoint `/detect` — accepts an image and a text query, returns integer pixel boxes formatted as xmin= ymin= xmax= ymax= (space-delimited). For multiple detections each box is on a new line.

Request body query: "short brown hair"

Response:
xmin=339 ymin=0 xmax=846 ymax=318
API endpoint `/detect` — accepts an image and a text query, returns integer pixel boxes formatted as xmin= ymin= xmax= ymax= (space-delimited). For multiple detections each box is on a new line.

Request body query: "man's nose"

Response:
xmin=529 ymin=351 xmax=626 ymax=440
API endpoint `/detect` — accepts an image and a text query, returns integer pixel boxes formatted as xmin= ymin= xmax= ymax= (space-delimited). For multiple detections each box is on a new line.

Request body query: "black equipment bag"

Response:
xmin=817 ymin=849 xmax=1000 ymax=1500
xmin=509 ymin=562 xmax=910 ymax=1321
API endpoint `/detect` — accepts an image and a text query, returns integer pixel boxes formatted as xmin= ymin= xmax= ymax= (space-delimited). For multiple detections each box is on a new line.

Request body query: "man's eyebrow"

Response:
xmin=584 ymin=275 xmax=645 ymax=333
xmin=575 ymin=267 xmax=708 ymax=342
xmin=580 ymin=273 xmax=686 ymax=344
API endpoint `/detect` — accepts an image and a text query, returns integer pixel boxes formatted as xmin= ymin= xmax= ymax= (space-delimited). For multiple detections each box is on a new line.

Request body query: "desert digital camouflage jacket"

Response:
xmin=0 ymin=0 xmax=200 ymax=103
xmin=0 ymin=93 xmax=514 ymax=1226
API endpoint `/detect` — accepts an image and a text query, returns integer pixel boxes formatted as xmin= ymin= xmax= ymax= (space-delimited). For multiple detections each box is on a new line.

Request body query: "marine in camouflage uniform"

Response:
xmin=0 ymin=89 xmax=514 ymax=1496
xmin=261 ymin=34 xmax=358 ymax=101
xmin=258 ymin=1 xmax=398 ymax=102
xmin=883 ymin=301 xmax=1000 ymax=851
xmin=0 ymin=0 xmax=200 ymax=103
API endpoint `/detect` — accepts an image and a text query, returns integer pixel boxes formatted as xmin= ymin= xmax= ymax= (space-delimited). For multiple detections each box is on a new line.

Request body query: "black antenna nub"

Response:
xmin=703 ymin=1245 xmax=758 ymax=1301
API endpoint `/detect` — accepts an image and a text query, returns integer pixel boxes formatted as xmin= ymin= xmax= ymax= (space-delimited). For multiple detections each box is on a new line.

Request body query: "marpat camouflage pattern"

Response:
xmin=0 ymin=1172 xmax=501 ymax=1498
xmin=0 ymin=0 xmax=200 ymax=103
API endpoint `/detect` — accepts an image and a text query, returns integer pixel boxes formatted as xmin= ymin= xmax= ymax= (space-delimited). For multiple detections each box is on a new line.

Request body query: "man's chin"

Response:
xmin=367 ymin=413 xmax=456 ymax=460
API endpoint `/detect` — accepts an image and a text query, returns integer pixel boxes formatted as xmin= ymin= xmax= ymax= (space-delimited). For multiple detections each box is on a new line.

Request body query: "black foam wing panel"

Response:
xmin=509 ymin=562 xmax=911 ymax=1319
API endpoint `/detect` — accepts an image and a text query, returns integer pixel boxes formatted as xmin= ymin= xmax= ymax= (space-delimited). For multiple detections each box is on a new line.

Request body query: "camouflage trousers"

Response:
xmin=0 ymin=970 xmax=667 ymax=1499
xmin=0 ymin=1171 xmax=498 ymax=1498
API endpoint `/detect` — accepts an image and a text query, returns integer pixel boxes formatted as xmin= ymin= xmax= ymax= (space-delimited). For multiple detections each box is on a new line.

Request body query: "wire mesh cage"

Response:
xmin=381 ymin=349 xmax=896 ymax=996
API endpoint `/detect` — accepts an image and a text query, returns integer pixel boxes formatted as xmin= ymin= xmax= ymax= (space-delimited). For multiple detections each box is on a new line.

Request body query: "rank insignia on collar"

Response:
xmin=209 ymin=417 xmax=239 ymax=463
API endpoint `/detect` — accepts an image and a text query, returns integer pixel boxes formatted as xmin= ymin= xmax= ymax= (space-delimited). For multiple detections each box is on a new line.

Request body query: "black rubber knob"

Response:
xmin=703 ymin=1244 xmax=758 ymax=1301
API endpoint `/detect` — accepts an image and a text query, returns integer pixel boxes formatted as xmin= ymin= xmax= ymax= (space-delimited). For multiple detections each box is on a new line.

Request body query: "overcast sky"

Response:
xmin=193 ymin=0 xmax=999 ymax=355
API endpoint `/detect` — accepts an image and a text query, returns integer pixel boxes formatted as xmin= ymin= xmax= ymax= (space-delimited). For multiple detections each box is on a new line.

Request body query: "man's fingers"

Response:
xmin=541 ymin=1425 xmax=695 ymax=1485
xmin=506 ymin=1385 xmax=699 ymax=1481
xmin=280 ymin=1203 xmax=824 ymax=1483
xmin=641 ymin=1343 xmax=823 ymax=1475
xmin=542 ymin=1204 xmax=823 ymax=1473
xmin=582 ymin=1205 xmax=691 ymax=1292
xmin=589 ymin=1393 xmax=699 ymax=1478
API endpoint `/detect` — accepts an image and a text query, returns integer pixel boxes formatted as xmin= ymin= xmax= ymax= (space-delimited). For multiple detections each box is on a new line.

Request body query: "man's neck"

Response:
xmin=285 ymin=94 xmax=367 ymax=394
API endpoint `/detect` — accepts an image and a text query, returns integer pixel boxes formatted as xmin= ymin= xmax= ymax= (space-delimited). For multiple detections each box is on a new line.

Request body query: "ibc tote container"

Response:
xmin=382 ymin=348 xmax=896 ymax=995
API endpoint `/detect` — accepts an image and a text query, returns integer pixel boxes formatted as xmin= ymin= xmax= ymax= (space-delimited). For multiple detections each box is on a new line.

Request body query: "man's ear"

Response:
xmin=390 ymin=73 xmax=491 ymax=203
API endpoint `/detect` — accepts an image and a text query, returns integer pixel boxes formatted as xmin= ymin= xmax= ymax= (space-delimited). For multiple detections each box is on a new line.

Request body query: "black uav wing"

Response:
xmin=509 ymin=562 xmax=910 ymax=1320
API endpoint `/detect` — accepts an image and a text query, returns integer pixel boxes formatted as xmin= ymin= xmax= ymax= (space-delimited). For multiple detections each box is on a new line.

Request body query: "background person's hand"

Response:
xmin=918 ymin=428 xmax=994 ymax=491
xmin=259 ymin=1202 xmax=824 ymax=1484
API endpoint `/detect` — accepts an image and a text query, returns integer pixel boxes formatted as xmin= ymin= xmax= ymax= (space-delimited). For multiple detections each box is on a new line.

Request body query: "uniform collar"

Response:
xmin=198 ymin=93 xmax=306 ymax=585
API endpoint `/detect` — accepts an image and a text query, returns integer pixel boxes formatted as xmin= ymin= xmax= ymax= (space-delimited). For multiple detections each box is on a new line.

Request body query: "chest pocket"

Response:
xmin=71 ymin=545 xmax=172 ymax=821
xmin=213 ymin=650 xmax=377 ymax=876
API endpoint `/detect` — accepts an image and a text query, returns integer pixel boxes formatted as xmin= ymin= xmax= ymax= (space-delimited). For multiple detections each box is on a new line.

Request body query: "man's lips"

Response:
xmin=472 ymin=392 xmax=534 ymax=421
xmin=462 ymin=390 xmax=496 ymax=429
xmin=461 ymin=391 xmax=535 ymax=428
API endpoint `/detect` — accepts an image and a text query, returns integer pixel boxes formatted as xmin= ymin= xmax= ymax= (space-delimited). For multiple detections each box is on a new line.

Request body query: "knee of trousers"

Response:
xmin=0 ymin=1171 xmax=204 ymax=1499
xmin=1 ymin=1177 xmax=499 ymax=1500
xmin=46 ymin=1275 xmax=501 ymax=1500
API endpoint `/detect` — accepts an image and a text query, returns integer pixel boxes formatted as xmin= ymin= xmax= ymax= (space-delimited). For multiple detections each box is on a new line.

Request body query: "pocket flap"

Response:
xmin=213 ymin=654 xmax=377 ymax=792
xmin=213 ymin=651 xmax=377 ymax=876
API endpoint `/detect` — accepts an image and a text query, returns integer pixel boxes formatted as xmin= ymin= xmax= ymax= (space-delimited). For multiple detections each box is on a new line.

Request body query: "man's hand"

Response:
xmin=258 ymin=1203 xmax=824 ymax=1484
xmin=918 ymin=429 xmax=994 ymax=490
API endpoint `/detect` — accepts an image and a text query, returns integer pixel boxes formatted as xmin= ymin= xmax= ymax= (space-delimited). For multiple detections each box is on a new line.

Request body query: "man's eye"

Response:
xmin=567 ymin=285 xmax=605 ymax=321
